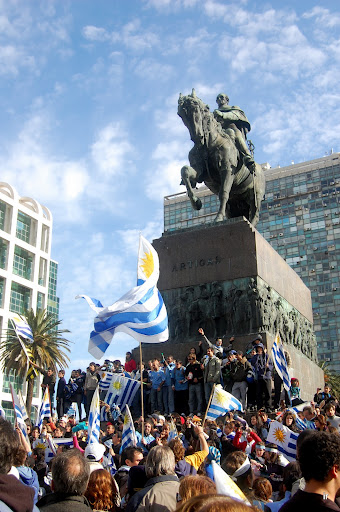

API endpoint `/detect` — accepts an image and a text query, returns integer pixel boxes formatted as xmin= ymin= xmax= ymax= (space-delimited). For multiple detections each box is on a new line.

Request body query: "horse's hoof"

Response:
xmin=194 ymin=198 xmax=202 ymax=210
xmin=215 ymin=213 xmax=225 ymax=222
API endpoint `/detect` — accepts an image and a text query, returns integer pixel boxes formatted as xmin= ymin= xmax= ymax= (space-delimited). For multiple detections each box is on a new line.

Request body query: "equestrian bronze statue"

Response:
xmin=178 ymin=90 xmax=265 ymax=226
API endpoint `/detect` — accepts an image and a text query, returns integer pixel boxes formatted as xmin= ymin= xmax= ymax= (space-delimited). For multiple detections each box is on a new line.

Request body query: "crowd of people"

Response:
xmin=2 ymin=333 xmax=339 ymax=512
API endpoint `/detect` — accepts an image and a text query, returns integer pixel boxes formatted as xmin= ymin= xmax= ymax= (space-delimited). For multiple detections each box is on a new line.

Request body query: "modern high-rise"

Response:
xmin=163 ymin=153 xmax=340 ymax=372
xmin=0 ymin=182 xmax=59 ymax=421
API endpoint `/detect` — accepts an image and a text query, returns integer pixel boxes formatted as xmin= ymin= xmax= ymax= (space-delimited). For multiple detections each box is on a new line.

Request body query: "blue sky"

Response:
xmin=1 ymin=0 xmax=339 ymax=372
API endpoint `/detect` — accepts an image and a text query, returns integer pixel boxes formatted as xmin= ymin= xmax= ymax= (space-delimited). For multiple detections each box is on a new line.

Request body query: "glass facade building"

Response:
xmin=163 ymin=153 xmax=340 ymax=372
xmin=0 ymin=183 xmax=59 ymax=418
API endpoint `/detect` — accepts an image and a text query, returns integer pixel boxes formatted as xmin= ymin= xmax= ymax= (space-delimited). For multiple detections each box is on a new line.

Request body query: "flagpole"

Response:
xmin=137 ymin=233 xmax=145 ymax=439
xmin=202 ymin=383 xmax=215 ymax=427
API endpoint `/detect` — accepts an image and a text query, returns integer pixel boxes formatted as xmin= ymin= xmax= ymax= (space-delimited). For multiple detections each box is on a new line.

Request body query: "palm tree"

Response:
xmin=318 ymin=360 xmax=340 ymax=399
xmin=0 ymin=309 xmax=72 ymax=418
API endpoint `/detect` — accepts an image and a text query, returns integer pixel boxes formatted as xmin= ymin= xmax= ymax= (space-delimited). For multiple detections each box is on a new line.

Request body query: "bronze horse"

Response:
xmin=178 ymin=90 xmax=265 ymax=226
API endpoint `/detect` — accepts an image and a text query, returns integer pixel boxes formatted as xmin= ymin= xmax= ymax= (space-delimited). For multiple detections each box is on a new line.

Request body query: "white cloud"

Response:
xmin=145 ymin=158 xmax=186 ymax=201
xmin=0 ymin=44 xmax=35 ymax=75
xmin=82 ymin=25 xmax=110 ymax=42
xmin=303 ymin=7 xmax=340 ymax=28
xmin=91 ymin=123 xmax=133 ymax=176
xmin=143 ymin=0 xmax=199 ymax=11
xmin=133 ymin=58 xmax=173 ymax=81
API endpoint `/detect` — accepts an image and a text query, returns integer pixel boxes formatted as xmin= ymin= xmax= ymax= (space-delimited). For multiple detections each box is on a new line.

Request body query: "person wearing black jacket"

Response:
xmin=185 ymin=353 xmax=204 ymax=415
xmin=56 ymin=370 xmax=66 ymax=419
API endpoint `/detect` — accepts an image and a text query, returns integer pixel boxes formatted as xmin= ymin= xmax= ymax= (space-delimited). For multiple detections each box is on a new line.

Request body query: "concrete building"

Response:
xmin=163 ymin=153 xmax=340 ymax=372
xmin=0 ymin=182 xmax=59 ymax=421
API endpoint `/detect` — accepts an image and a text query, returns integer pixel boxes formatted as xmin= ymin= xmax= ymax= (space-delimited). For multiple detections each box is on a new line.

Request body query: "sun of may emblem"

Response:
xmin=124 ymin=414 xmax=130 ymax=425
xmin=113 ymin=380 xmax=123 ymax=391
xmin=214 ymin=389 xmax=227 ymax=407
xmin=140 ymin=249 xmax=154 ymax=279
xmin=273 ymin=427 xmax=286 ymax=443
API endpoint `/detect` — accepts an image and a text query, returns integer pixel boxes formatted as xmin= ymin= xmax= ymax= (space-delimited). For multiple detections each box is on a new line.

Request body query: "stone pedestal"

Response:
xmin=137 ymin=218 xmax=323 ymax=400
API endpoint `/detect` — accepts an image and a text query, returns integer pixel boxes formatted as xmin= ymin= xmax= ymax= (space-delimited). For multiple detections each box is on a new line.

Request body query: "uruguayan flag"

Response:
xmin=168 ymin=419 xmax=178 ymax=441
xmin=267 ymin=420 xmax=298 ymax=461
xmin=104 ymin=374 xmax=140 ymax=412
xmin=212 ymin=461 xmax=250 ymax=505
xmin=88 ymin=387 xmax=101 ymax=444
xmin=10 ymin=385 xmax=30 ymax=447
xmin=18 ymin=391 xmax=29 ymax=421
xmin=121 ymin=405 xmax=137 ymax=452
xmin=11 ymin=315 xmax=34 ymax=343
xmin=289 ymin=401 xmax=316 ymax=430
xmin=271 ymin=334 xmax=290 ymax=394
xmin=37 ymin=388 xmax=51 ymax=431
xmin=77 ymin=235 xmax=168 ymax=359
xmin=206 ymin=385 xmax=243 ymax=420
xmin=99 ymin=371 xmax=114 ymax=391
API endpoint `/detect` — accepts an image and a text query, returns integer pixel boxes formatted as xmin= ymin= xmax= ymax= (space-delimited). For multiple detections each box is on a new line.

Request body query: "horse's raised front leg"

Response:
xmin=180 ymin=165 xmax=202 ymax=210
xmin=215 ymin=165 xmax=233 ymax=222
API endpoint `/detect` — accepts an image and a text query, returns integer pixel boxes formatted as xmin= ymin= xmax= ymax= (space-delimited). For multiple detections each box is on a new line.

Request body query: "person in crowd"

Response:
xmin=223 ymin=451 xmax=254 ymax=503
xmin=230 ymin=351 xmax=252 ymax=411
xmin=101 ymin=422 xmax=115 ymax=444
xmin=221 ymin=350 xmax=237 ymax=393
xmin=251 ymin=344 xmax=273 ymax=412
xmin=249 ymin=413 xmax=268 ymax=440
xmin=203 ymin=348 xmax=221 ymax=404
xmin=162 ymin=355 xmax=176 ymax=415
xmin=184 ymin=341 xmax=204 ymax=367
xmin=56 ymin=369 xmax=66 ymax=419
xmin=115 ymin=447 xmax=143 ymax=499
xmin=314 ymin=414 xmax=327 ymax=431
xmin=185 ymin=353 xmax=204 ymax=416
xmin=169 ymin=424 xmax=209 ymax=479
xmin=314 ymin=384 xmax=337 ymax=406
xmin=198 ymin=328 xmax=224 ymax=359
xmin=131 ymin=361 xmax=150 ymax=417
xmin=252 ymin=477 xmax=272 ymax=510
xmin=29 ymin=361 xmax=56 ymax=406
xmin=176 ymin=475 xmax=216 ymax=505
xmin=126 ymin=445 xmax=179 ymax=512
xmin=84 ymin=468 xmax=119 ymax=512
xmin=37 ymin=450 xmax=91 ymax=511
xmin=74 ymin=369 xmax=86 ymax=421
xmin=324 ymin=402 xmax=340 ymax=430
xmin=0 ymin=418 xmax=37 ymax=512
xmin=125 ymin=352 xmax=137 ymax=374
xmin=266 ymin=462 xmax=302 ymax=512
xmin=136 ymin=421 xmax=155 ymax=454
xmin=172 ymin=360 xmax=189 ymax=415
xmin=176 ymin=494 xmax=257 ymax=511
xmin=289 ymin=378 xmax=301 ymax=406
xmin=84 ymin=362 xmax=99 ymax=419
xmin=302 ymin=405 xmax=317 ymax=429
xmin=149 ymin=359 xmax=165 ymax=413
xmin=280 ymin=431 xmax=340 ymax=511
xmin=232 ymin=423 xmax=262 ymax=454
xmin=84 ymin=443 xmax=106 ymax=474
xmin=281 ymin=411 xmax=300 ymax=433
xmin=262 ymin=444 xmax=287 ymax=498
xmin=64 ymin=370 xmax=79 ymax=417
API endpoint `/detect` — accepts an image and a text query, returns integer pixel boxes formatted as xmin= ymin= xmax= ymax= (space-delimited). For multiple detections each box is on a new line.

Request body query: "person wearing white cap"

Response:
xmin=84 ymin=443 xmax=106 ymax=474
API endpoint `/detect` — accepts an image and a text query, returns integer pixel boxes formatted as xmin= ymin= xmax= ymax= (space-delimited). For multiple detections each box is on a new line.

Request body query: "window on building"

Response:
xmin=9 ymin=282 xmax=31 ymax=313
xmin=1 ymin=401 xmax=15 ymax=424
xmin=2 ymin=369 xmax=24 ymax=395
xmin=0 ymin=239 xmax=8 ymax=269
xmin=0 ymin=278 xmax=4 ymax=308
xmin=37 ymin=292 xmax=45 ymax=310
xmin=41 ymin=225 xmax=50 ymax=252
xmin=0 ymin=201 xmax=6 ymax=231
xmin=13 ymin=246 xmax=34 ymax=280
xmin=16 ymin=212 xmax=31 ymax=243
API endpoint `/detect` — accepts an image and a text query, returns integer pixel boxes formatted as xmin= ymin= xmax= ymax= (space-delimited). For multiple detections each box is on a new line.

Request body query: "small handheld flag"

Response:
xmin=11 ymin=315 xmax=34 ymax=343
xmin=206 ymin=385 xmax=243 ymax=421
xmin=37 ymin=388 xmax=51 ymax=431
xmin=211 ymin=460 xmax=250 ymax=504
xmin=88 ymin=388 xmax=101 ymax=444
xmin=271 ymin=334 xmax=290 ymax=394
xmin=121 ymin=404 xmax=137 ymax=452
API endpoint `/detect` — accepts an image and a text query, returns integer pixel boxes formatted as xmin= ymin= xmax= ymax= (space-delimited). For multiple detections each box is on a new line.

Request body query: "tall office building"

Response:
xmin=163 ymin=153 xmax=340 ymax=372
xmin=0 ymin=182 xmax=59 ymax=421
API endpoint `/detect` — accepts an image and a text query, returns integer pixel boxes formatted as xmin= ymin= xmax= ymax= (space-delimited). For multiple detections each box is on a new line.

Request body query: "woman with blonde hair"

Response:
xmin=85 ymin=469 xmax=118 ymax=511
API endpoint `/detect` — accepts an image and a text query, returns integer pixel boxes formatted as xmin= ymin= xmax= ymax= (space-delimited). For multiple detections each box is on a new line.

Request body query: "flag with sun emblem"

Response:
xmin=77 ymin=235 xmax=168 ymax=359
xmin=120 ymin=405 xmax=137 ymax=452
xmin=211 ymin=461 xmax=250 ymax=505
xmin=104 ymin=374 xmax=140 ymax=412
xmin=206 ymin=385 xmax=243 ymax=420
xmin=267 ymin=420 xmax=298 ymax=461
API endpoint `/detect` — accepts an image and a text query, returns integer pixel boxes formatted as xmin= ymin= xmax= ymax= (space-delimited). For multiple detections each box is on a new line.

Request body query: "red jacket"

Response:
xmin=232 ymin=429 xmax=262 ymax=452
xmin=125 ymin=359 xmax=137 ymax=373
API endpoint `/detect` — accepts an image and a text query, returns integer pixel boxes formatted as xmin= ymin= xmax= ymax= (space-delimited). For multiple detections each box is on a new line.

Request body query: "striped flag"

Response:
xmin=289 ymin=401 xmax=316 ymax=431
xmin=77 ymin=235 xmax=168 ymax=360
xmin=168 ymin=418 xmax=178 ymax=441
xmin=18 ymin=391 xmax=29 ymax=421
xmin=88 ymin=387 xmax=101 ymax=444
xmin=267 ymin=420 xmax=298 ymax=461
xmin=271 ymin=334 xmax=290 ymax=394
xmin=206 ymin=385 xmax=243 ymax=420
xmin=104 ymin=374 xmax=140 ymax=412
xmin=120 ymin=405 xmax=137 ymax=452
xmin=11 ymin=315 xmax=34 ymax=343
xmin=211 ymin=460 xmax=250 ymax=505
xmin=10 ymin=385 xmax=30 ymax=448
xmin=37 ymin=388 xmax=51 ymax=431
xmin=98 ymin=371 xmax=114 ymax=391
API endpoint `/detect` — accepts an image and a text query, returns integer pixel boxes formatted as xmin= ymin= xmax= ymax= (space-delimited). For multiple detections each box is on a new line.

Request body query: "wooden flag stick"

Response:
xmin=203 ymin=383 xmax=215 ymax=427
xmin=139 ymin=341 xmax=144 ymax=438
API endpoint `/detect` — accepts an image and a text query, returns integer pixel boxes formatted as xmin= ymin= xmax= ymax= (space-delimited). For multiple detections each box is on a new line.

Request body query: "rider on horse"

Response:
xmin=214 ymin=93 xmax=256 ymax=174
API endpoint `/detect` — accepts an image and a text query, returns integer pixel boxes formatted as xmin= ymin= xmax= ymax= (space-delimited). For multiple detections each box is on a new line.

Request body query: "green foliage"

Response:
xmin=318 ymin=360 xmax=340 ymax=400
